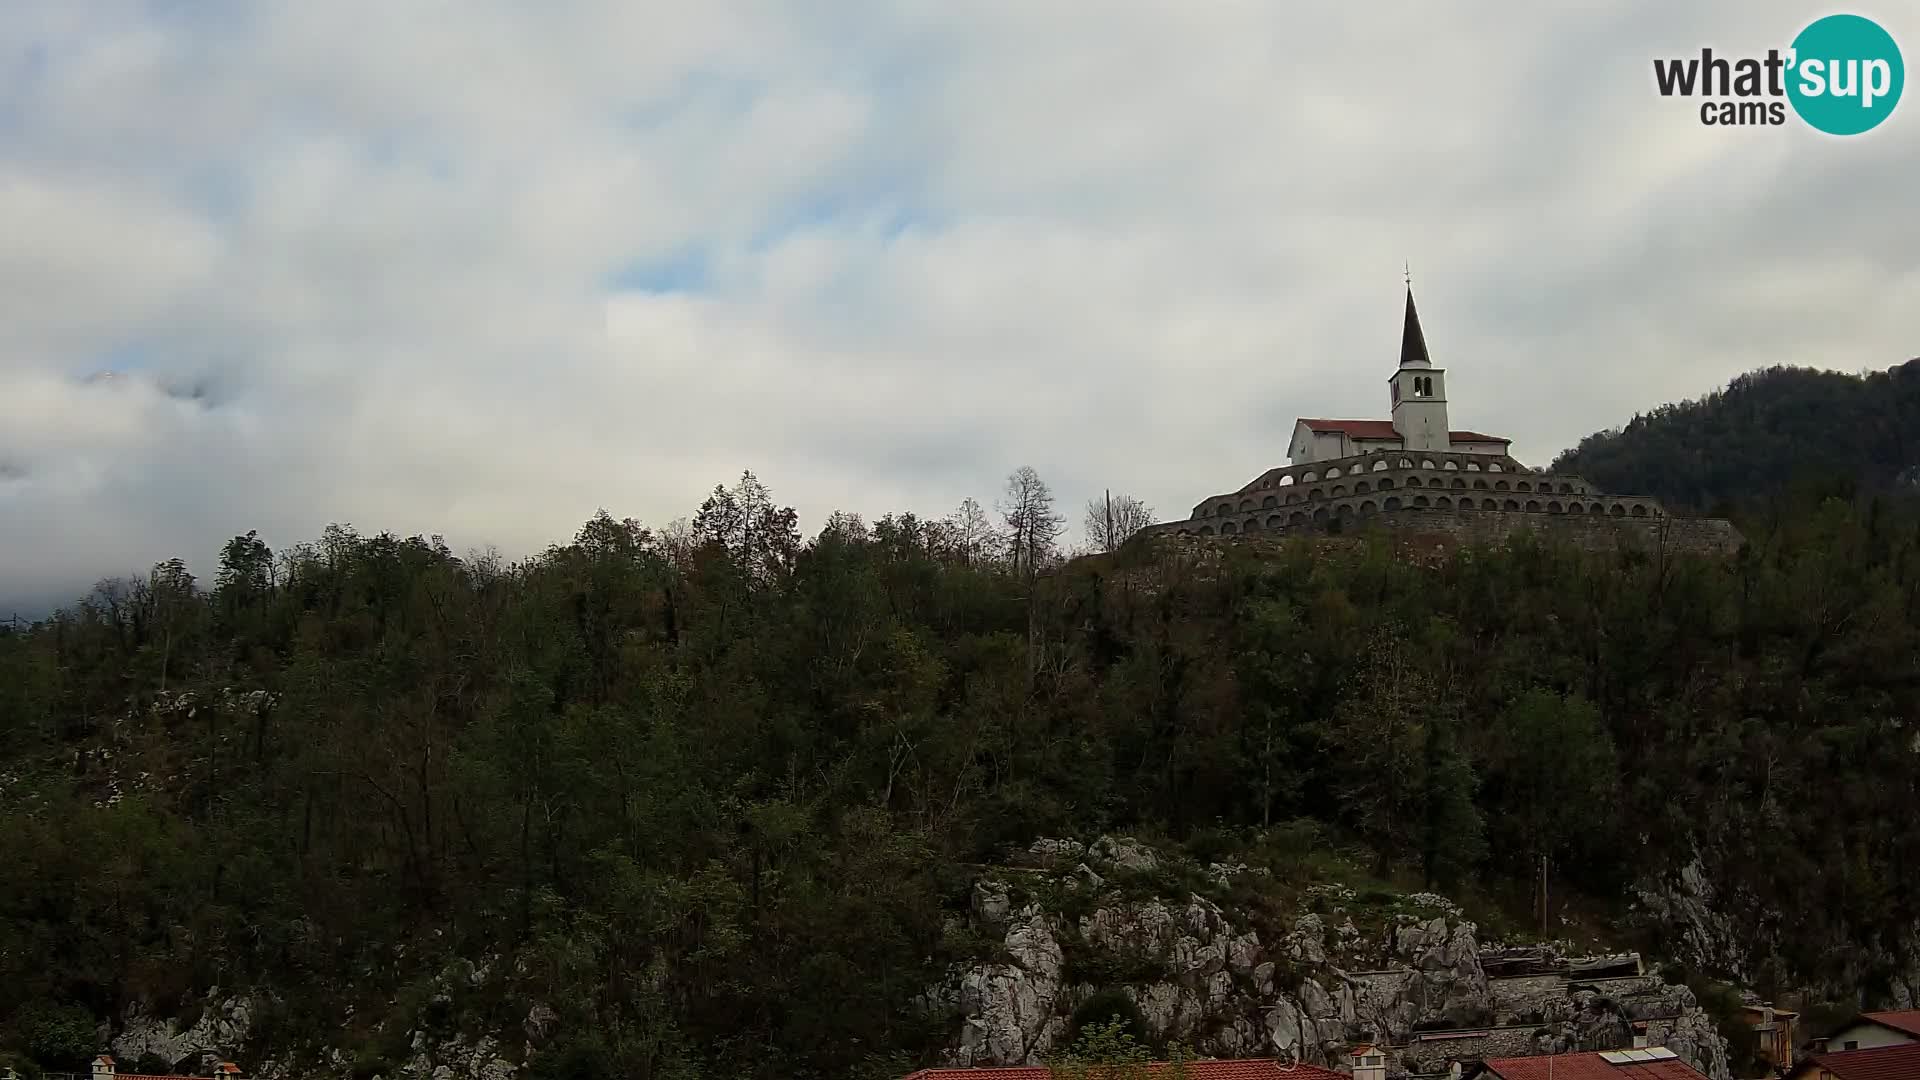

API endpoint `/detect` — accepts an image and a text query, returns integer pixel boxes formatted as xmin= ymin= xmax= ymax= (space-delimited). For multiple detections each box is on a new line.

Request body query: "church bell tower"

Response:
xmin=1389 ymin=285 xmax=1450 ymax=452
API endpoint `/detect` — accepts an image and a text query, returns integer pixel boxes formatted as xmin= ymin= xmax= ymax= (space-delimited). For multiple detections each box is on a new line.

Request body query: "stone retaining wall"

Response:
xmin=1362 ymin=508 xmax=1745 ymax=555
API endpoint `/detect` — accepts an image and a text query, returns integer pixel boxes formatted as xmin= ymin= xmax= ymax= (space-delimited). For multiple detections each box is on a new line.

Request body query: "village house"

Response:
xmin=899 ymin=1058 xmax=1352 ymax=1080
xmin=1462 ymin=1048 xmax=1708 ymax=1080
xmin=1738 ymin=1002 xmax=1800 ymax=1073
xmin=90 ymin=1056 xmax=242 ymax=1080
xmin=1784 ymin=1041 xmax=1920 ymax=1080
xmin=1810 ymin=1009 xmax=1920 ymax=1054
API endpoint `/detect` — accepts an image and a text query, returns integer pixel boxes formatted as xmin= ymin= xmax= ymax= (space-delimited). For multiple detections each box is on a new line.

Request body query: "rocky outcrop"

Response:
xmin=931 ymin=838 xmax=1733 ymax=1080
xmin=929 ymin=904 xmax=1070 ymax=1065
xmin=113 ymin=991 xmax=255 ymax=1069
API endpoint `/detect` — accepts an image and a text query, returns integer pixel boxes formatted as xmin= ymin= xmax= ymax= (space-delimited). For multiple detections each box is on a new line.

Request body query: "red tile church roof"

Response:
xmin=1297 ymin=418 xmax=1510 ymax=444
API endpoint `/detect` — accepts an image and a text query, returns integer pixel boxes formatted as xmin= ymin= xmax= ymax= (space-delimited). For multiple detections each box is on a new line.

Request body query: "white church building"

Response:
xmin=1149 ymin=287 xmax=1688 ymax=539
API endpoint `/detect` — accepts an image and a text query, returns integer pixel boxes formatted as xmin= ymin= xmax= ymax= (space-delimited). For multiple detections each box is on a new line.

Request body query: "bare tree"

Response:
xmin=997 ymin=466 xmax=1065 ymax=579
xmin=1083 ymin=491 xmax=1156 ymax=553
xmin=946 ymin=496 xmax=998 ymax=567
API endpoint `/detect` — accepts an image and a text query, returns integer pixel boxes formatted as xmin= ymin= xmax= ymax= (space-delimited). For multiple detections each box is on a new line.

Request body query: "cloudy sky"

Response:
xmin=2 ymin=1 xmax=1916 ymax=613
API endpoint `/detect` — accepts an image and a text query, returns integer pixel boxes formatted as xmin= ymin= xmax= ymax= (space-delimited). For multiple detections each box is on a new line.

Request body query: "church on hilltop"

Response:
xmin=1147 ymin=286 xmax=1743 ymax=553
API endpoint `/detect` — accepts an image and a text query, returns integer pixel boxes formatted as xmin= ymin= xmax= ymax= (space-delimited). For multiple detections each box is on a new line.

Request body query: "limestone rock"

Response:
xmin=950 ymin=908 xmax=1068 ymax=1065
xmin=1089 ymin=835 xmax=1161 ymax=873
xmin=973 ymin=879 xmax=1012 ymax=922
xmin=1028 ymin=838 xmax=1087 ymax=863
xmin=523 ymin=1005 xmax=558 ymax=1045
xmin=113 ymin=992 xmax=254 ymax=1066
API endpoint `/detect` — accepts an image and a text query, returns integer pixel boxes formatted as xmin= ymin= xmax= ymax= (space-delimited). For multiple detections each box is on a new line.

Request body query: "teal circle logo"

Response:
xmin=1787 ymin=14 xmax=1904 ymax=134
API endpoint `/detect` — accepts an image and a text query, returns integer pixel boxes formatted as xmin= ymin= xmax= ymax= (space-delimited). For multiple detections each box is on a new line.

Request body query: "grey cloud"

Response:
xmin=2 ymin=0 xmax=1917 ymax=613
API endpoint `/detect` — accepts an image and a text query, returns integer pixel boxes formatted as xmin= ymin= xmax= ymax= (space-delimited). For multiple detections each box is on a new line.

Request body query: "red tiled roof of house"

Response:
xmin=1479 ymin=1050 xmax=1705 ymax=1080
xmin=1296 ymin=419 xmax=1509 ymax=444
xmin=1860 ymin=1009 xmax=1920 ymax=1037
xmin=901 ymin=1060 xmax=1348 ymax=1080
xmin=1795 ymin=1042 xmax=1920 ymax=1080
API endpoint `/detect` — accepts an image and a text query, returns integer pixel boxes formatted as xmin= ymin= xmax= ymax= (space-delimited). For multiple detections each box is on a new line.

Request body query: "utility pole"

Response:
xmin=1540 ymin=854 xmax=1549 ymax=937
xmin=1105 ymin=489 xmax=1114 ymax=554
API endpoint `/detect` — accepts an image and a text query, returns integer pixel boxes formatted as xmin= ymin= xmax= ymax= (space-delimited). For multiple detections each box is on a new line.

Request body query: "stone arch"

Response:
xmin=1286 ymin=493 xmax=1303 ymax=505
xmin=1591 ymin=502 xmax=1607 ymax=514
xmin=1331 ymin=485 xmax=1347 ymax=497
xmin=1421 ymin=459 xmax=1438 ymax=470
xmin=1355 ymin=481 xmax=1372 ymax=494
xmin=1504 ymin=499 xmax=1520 ymax=510
xmin=1278 ymin=475 xmax=1295 ymax=486
xmin=1436 ymin=496 xmax=1453 ymax=509
xmin=1217 ymin=502 xmax=1232 ymax=516
xmin=1482 ymin=498 xmax=1498 ymax=510
xmin=1198 ymin=524 xmax=1216 ymax=535
xmin=1309 ymin=488 xmax=1325 ymax=501
xmin=1243 ymin=516 xmax=1259 ymax=531
xmin=1559 ymin=483 xmax=1575 ymax=493
xmin=1399 ymin=458 xmax=1414 ymax=469
xmin=1631 ymin=504 xmax=1648 ymax=517
xmin=1489 ymin=463 xmax=1504 ymax=473
xmin=1517 ymin=481 xmax=1532 ymax=492
xmin=1526 ymin=500 xmax=1541 ymax=512
xmin=1377 ymin=477 xmax=1395 ymax=490
xmin=1372 ymin=459 xmax=1388 ymax=472
xmin=1406 ymin=476 xmax=1422 ymax=488
xmin=1267 ymin=514 xmax=1285 ymax=528
xmin=1359 ymin=500 xmax=1377 ymax=516
xmin=1289 ymin=511 xmax=1308 ymax=526
xmin=1221 ymin=520 xmax=1239 ymax=534
xmin=1335 ymin=502 xmax=1356 ymax=518
xmin=1473 ymin=479 xmax=1490 ymax=490
xmin=1452 ymin=478 xmax=1467 ymax=489
xmin=1326 ymin=466 xmax=1343 ymax=478
xmin=1548 ymin=501 xmax=1563 ymax=513
xmin=1262 ymin=495 xmax=1278 ymax=508
xmin=1444 ymin=461 xmax=1459 ymax=470
xmin=1301 ymin=472 xmax=1318 ymax=484
xmin=1413 ymin=495 xmax=1430 ymax=507
xmin=1495 ymin=480 xmax=1510 ymax=491
xmin=1240 ymin=499 xmax=1254 ymax=511
xmin=1467 ymin=462 xmax=1482 ymax=472
xmin=1608 ymin=504 xmax=1626 ymax=517
xmin=1312 ymin=507 xmax=1329 ymax=523
xmin=1567 ymin=502 xmax=1584 ymax=514
xmin=1384 ymin=496 xmax=1402 ymax=511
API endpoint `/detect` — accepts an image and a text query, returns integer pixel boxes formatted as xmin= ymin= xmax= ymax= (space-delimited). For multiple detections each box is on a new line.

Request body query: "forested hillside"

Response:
xmin=1552 ymin=358 xmax=1920 ymax=511
xmin=2 ymin=468 xmax=1920 ymax=1080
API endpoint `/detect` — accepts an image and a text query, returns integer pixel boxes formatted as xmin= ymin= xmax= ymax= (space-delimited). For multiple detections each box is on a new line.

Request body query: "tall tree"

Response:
xmin=998 ymin=466 xmax=1064 ymax=579
xmin=1083 ymin=492 xmax=1155 ymax=553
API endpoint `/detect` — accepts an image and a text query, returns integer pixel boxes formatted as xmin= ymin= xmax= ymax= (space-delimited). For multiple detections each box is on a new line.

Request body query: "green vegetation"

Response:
xmin=1 ymin=453 xmax=1918 ymax=1078
xmin=1047 ymin=1017 xmax=1189 ymax=1079
xmin=1553 ymin=358 xmax=1920 ymax=511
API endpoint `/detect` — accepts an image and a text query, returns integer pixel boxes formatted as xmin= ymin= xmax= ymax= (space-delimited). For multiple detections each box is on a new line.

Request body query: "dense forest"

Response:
xmin=2 ymin=448 xmax=1920 ymax=1079
xmin=1552 ymin=358 xmax=1920 ymax=511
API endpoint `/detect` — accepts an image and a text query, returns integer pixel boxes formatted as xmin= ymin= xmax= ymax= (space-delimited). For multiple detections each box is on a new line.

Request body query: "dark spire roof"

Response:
xmin=1399 ymin=286 xmax=1432 ymax=368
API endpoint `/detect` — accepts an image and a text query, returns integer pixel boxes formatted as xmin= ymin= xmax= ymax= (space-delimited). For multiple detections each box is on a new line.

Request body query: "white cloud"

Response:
xmin=1 ymin=0 xmax=1916 ymax=612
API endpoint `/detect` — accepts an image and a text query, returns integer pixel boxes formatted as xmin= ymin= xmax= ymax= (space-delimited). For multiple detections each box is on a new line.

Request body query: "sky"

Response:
xmin=2 ymin=1 xmax=1917 ymax=615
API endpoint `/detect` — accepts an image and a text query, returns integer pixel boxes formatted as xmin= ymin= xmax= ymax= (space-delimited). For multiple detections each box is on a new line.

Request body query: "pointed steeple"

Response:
xmin=1399 ymin=285 xmax=1432 ymax=368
